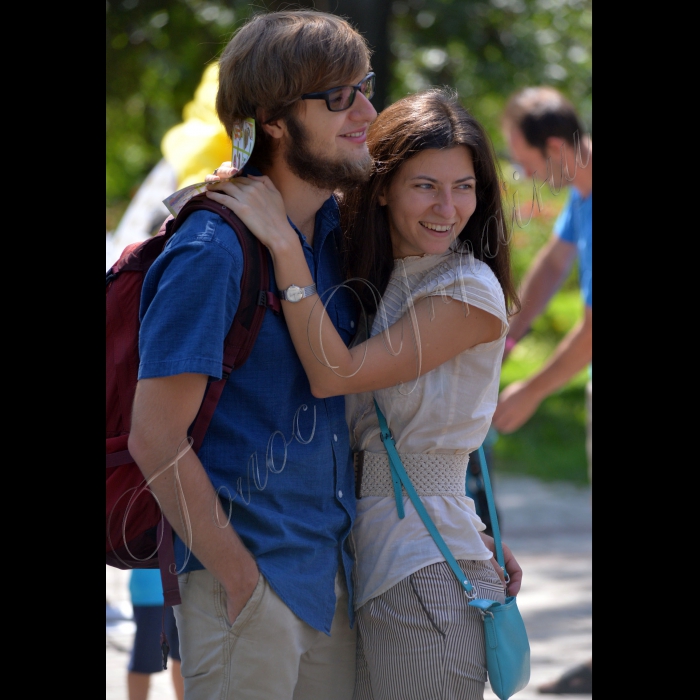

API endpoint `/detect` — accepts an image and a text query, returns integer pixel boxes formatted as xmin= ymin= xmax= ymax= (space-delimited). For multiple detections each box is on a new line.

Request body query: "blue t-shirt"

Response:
xmin=138 ymin=194 xmax=358 ymax=633
xmin=554 ymin=188 xmax=592 ymax=308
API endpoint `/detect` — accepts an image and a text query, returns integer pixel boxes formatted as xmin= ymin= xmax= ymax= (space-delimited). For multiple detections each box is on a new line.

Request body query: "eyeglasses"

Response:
xmin=301 ymin=72 xmax=376 ymax=112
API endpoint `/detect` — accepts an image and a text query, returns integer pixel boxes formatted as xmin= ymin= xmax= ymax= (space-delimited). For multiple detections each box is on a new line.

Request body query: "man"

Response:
xmin=493 ymin=87 xmax=592 ymax=695
xmin=128 ymin=11 xmax=376 ymax=699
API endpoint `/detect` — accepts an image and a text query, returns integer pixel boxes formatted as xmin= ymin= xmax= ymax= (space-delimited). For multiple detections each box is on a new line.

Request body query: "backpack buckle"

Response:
xmin=258 ymin=290 xmax=281 ymax=314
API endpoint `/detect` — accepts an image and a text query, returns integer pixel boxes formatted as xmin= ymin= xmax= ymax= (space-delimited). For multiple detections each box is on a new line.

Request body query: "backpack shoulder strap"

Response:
xmin=156 ymin=195 xmax=280 ymax=608
xmin=170 ymin=194 xmax=280 ymax=451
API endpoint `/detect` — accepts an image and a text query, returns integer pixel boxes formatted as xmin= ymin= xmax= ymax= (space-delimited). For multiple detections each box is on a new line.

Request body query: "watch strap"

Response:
xmin=279 ymin=283 xmax=317 ymax=302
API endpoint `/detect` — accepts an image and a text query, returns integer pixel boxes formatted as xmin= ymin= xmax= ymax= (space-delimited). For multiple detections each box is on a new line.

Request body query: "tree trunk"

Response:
xmin=263 ymin=0 xmax=393 ymax=111
xmin=332 ymin=0 xmax=392 ymax=111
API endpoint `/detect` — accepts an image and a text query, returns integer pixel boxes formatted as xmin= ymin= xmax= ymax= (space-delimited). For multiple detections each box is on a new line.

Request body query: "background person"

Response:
xmin=493 ymin=86 xmax=591 ymax=439
xmin=493 ymin=85 xmax=592 ymax=696
xmin=127 ymin=569 xmax=184 ymax=700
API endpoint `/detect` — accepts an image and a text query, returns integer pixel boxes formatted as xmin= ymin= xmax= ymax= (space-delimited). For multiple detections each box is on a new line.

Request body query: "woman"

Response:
xmin=206 ymin=88 xmax=521 ymax=700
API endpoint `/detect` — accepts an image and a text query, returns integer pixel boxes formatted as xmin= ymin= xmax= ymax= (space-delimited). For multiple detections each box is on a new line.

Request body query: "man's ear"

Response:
xmin=545 ymin=136 xmax=567 ymax=159
xmin=260 ymin=115 xmax=286 ymax=141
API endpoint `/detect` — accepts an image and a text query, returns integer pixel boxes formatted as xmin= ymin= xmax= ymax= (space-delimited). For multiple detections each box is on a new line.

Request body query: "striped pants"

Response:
xmin=354 ymin=559 xmax=506 ymax=700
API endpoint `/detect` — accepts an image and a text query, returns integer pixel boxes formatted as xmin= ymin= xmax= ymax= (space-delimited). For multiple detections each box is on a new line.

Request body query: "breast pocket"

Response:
xmin=331 ymin=292 xmax=359 ymax=346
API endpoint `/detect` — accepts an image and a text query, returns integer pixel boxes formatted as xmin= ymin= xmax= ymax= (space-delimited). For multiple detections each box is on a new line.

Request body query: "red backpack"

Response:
xmin=106 ymin=193 xmax=280 ymax=606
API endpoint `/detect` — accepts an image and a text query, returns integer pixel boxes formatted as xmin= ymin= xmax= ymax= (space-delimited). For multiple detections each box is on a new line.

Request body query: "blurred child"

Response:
xmin=128 ymin=569 xmax=184 ymax=700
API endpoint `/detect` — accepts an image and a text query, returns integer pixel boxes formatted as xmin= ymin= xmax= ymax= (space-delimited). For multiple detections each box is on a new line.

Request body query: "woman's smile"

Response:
xmin=380 ymin=146 xmax=478 ymax=258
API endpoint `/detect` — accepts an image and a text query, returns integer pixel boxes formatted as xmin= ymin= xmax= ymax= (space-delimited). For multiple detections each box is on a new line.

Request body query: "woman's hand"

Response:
xmin=480 ymin=532 xmax=523 ymax=596
xmin=205 ymin=174 xmax=296 ymax=253
xmin=205 ymin=161 xmax=238 ymax=183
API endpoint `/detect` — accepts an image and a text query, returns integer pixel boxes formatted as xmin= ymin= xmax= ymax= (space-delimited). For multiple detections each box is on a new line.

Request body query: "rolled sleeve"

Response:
xmin=138 ymin=212 xmax=243 ymax=380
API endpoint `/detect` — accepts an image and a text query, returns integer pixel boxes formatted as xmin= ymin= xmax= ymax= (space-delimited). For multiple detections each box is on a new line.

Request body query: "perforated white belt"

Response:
xmin=354 ymin=451 xmax=469 ymax=498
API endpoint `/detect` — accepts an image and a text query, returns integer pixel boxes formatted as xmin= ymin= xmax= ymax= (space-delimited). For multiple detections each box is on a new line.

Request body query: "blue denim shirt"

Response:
xmin=138 ymin=193 xmax=358 ymax=633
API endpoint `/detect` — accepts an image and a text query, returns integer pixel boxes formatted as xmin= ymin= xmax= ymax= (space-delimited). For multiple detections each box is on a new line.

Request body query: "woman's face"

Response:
xmin=379 ymin=146 xmax=477 ymax=259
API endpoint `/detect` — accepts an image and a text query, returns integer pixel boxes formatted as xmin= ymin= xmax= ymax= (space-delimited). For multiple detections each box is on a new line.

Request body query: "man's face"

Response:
xmin=506 ymin=124 xmax=550 ymax=182
xmin=283 ymin=72 xmax=377 ymax=191
xmin=505 ymin=124 xmax=571 ymax=190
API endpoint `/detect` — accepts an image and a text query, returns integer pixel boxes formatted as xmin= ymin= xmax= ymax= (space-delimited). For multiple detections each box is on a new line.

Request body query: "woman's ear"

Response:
xmin=378 ymin=190 xmax=387 ymax=206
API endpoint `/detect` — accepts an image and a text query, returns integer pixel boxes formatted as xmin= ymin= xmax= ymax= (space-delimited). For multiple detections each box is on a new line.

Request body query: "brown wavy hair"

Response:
xmin=341 ymin=88 xmax=520 ymax=317
xmin=217 ymin=10 xmax=371 ymax=171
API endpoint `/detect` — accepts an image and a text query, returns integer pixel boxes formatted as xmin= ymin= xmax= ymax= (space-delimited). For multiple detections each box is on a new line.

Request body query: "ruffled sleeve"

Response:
xmin=424 ymin=250 xmax=508 ymax=330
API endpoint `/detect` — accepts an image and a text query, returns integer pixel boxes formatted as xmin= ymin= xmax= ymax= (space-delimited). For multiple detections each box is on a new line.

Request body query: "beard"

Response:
xmin=284 ymin=114 xmax=372 ymax=193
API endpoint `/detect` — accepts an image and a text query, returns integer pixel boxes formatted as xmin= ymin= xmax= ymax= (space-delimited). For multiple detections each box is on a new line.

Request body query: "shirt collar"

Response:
xmin=242 ymin=165 xmax=340 ymax=243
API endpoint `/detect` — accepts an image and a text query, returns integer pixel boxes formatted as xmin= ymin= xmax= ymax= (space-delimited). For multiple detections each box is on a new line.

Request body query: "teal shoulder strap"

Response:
xmin=374 ymin=399 xmax=475 ymax=597
xmin=477 ymin=445 xmax=505 ymax=572
xmin=373 ymin=399 xmax=508 ymax=594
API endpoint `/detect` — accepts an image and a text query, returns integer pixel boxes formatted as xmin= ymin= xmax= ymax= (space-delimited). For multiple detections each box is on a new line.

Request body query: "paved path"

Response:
xmin=106 ymin=474 xmax=591 ymax=699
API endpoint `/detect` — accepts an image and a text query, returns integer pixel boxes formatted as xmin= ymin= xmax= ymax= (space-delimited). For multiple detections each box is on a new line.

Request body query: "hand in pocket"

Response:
xmin=223 ymin=553 xmax=260 ymax=626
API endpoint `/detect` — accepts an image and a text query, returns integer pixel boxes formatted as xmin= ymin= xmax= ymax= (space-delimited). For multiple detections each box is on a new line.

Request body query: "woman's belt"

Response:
xmin=354 ymin=451 xmax=469 ymax=498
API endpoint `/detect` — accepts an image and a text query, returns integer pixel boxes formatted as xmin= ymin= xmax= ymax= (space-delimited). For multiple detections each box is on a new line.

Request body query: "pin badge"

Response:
xmin=162 ymin=117 xmax=256 ymax=217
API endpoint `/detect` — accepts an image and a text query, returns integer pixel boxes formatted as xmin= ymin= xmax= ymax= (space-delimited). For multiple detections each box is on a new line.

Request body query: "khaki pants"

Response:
xmin=173 ymin=568 xmax=356 ymax=700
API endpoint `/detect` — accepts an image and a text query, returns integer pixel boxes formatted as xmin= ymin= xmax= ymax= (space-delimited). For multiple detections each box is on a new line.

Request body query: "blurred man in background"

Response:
xmin=494 ymin=86 xmax=592 ymax=695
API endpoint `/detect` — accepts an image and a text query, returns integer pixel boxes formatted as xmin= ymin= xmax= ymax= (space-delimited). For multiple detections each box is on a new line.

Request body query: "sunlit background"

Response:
xmin=106 ymin=0 xmax=592 ymax=483
xmin=107 ymin=7 xmax=592 ymax=695
xmin=107 ymin=0 xmax=591 ymax=221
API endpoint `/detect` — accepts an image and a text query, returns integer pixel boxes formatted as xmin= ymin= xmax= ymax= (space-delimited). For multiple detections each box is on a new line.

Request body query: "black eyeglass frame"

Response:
xmin=300 ymin=72 xmax=376 ymax=112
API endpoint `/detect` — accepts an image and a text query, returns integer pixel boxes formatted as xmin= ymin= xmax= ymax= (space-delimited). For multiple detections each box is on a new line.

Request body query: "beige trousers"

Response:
xmin=173 ymin=568 xmax=356 ymax=700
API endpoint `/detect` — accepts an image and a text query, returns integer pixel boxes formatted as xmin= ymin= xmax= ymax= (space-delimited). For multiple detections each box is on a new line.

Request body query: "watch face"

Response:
xmin=287 ymin=285 xmax=303 ymax=303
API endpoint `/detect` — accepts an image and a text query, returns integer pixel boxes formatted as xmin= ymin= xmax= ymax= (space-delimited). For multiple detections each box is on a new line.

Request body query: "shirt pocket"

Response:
xmin=332 ymin=295 xmax=359 ymax=346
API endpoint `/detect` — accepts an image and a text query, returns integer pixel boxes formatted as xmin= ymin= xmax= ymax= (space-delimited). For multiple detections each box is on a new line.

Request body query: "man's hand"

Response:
xmin=480 ymin=533 xmax=523 ymax=596
xmin=223 ymin=549 xmax=260 ymax=626
xmin=492 ymin=380 xmax=543 ymax=434
xmin=129 ymin=374 xmax=263 ymax=623
xmin=494 ymin=306 xmax=592 ymax=434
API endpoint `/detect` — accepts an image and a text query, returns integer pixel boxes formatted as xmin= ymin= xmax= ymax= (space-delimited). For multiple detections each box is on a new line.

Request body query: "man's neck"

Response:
xmin=263 ymin=159 xmax=333 ymax=245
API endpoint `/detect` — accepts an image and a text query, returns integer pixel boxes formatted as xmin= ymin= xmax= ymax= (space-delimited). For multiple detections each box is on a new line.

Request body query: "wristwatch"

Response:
xmin=279 ymin=283 xmax=317 ymax=303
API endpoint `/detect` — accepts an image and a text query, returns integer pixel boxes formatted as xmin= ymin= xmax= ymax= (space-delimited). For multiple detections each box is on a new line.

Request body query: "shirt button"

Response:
xmin=338 ymin=490 xmax=343 ymax=498
xmin=350 ymin=321 xmax=355 ymax=328
xmin=333 ymin=434 xmax=338 ymax=442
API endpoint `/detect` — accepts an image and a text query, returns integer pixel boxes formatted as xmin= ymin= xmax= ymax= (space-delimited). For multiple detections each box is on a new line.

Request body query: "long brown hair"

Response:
xmin=341 ymin=88 xmax=520 ymax=317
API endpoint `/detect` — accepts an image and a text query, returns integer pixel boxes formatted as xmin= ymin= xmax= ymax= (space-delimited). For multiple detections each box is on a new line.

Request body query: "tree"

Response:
xmin=388 ymin=0 xmax=592 ymax=154
xmin=107 ymin=0 xmax=591 ymax=213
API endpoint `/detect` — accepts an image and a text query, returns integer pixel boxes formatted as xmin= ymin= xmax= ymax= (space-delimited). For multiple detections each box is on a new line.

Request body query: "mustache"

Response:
xmin=284 ymin=116 xmax=372 ymax=193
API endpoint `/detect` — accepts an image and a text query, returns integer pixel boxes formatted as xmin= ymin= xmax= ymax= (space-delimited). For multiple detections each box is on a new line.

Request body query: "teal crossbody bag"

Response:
xmin=374 ymin=399 xmax=531 ymax=700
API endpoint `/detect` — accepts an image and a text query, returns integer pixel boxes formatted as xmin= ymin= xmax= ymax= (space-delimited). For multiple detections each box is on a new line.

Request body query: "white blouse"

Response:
xmin=346 ymin=245 xmax=509 ymax=609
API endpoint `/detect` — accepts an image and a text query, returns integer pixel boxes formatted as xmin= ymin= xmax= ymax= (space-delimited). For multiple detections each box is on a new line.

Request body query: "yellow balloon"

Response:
xmin=160 ymin=63 xmax=232 ymax=188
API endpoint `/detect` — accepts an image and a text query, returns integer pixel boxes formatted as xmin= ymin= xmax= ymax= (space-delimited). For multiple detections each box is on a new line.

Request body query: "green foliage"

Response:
xmin=389 ymin=0 xmax=592 ymax=155
xmin=495 ymin=286 xmax=589 ymax=484
xmin=107 ymin=0 xmax=592 ymax=209
xmin=106 ymin=0 xmax=591 ymax=483
xmin=493 ymin=165 xmax=589 ymax=483
xmin=493 ymin=382 xmax=587 ymax=482
xmin=106 ymin=0 xmax=250 ymax=207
